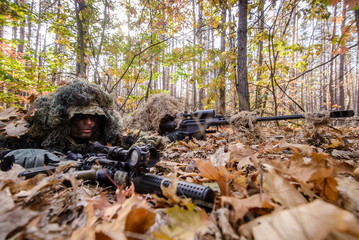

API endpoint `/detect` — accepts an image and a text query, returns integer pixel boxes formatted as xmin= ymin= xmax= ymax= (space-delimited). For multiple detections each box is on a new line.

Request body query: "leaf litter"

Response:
xmin=1 ymin=108 xmax=359 ymax=239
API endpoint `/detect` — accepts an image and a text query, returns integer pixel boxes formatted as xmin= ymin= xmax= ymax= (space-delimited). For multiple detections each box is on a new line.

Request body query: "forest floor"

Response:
xmin=1 ymin=114 xmax=359 ymax=240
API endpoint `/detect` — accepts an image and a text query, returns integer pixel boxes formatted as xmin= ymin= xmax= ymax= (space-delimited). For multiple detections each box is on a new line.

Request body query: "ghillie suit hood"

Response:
xmin=28 ymin=79 xmax=123 ymax=153
xmin=123 ymin=94 xmax=183 ymax=133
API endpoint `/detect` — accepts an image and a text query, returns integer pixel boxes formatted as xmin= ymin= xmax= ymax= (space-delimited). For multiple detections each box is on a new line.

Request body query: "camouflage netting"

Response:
xmin=230 ymin=111 xmax=266 ymax=141
xmin=303 ymin=111 xmax=332 ymax=146
xmin=123 ymin=94 xmax=183 ymax=132
xmin=304 ymin=111 xmax=331 ymax=129
xmin=28 ymin=79 xmax=123 ymax=152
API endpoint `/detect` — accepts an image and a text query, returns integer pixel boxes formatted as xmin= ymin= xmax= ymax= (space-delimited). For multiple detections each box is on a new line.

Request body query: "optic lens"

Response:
xmin=129 ymin=149 xmax=139 ymax=168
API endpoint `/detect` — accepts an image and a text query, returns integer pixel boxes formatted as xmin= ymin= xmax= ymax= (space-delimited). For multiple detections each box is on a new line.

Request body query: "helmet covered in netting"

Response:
xmin=28 ymin=78 xmax=123 ymax=152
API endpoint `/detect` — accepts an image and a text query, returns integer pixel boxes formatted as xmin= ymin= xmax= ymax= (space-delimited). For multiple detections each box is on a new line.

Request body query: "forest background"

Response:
xmin=1 ymin=0 xmax=359 ymax=118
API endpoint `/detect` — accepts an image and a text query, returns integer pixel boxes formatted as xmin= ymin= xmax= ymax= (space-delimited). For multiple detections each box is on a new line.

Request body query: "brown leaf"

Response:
xmin=196 ymin=159 xmax=220 ymax=181
xmin=116 ymin=182 xmax=135 ymax=204
xmin=125 ymin=207 xmax=155 ymax=239
xmin=71 ymin=203 xmax=97 ymax=240
xmin=0 ymin=107 xmax=20 ymax=121
xmin=217 ymin=208 xmax=240 ymax=239
xmin=221 ymin=194 xmax=275 ymax=222
xmin=4 ymin=119 xmax=29 ymax=137
xmin=87 ymin=191 xmax=112 ymax=211
xmin=337 ymin=176 xmax=359 ymax=215
xmin=228 ymin=143 xmax=255 ymax=168
xmin=310 ymin=167 xmax=338 ymax=202
xmin=160 ymin=173 xmax=191 ymax=206
xmin=218 ymin=179 xmax=233 ymax=197
xmin=263 ymin=164 xmax=308 ymax=208
xmin=153 ymin=204 xmax=210 ymax=239
xmin=279 ymin=142 xmax=313 ymax=156
xmin=239 ymin=199 xmax=359 ymax=240
xmin=95 ymin=195 xmax=147 ymax=240
xmin=0 ymin=206 xmax=38 ymax=240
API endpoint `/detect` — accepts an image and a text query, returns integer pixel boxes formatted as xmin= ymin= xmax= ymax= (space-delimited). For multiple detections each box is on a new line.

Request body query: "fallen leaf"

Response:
xmin=90 ymin=195 xmax=147 ymax=240
xmin=0 ymin=107 xmax=20 ymax=121
xmin=0 ymin=206 xmax=38 ymax=240
xmin=196 ymin=159 xmax=220 ymax=181
xmin=336 ymin=176 xmax=359 ymax=216
xmin=160 ymin=173 xmax=191 ymax=206
xmin=263 ymin=164 xmax=308 ymax=208
xmin=70 ymin=203 xmax=97 ymax=240
xmin=4 ymin=119 xmax=29 ymax=137
xmin=221 ymin=193 xmax=275 ymax=222
xmin=125 ymin=207 xmax=156 ymax=239
xmin=239 ymin=199 xmax=359 ymax=240
xmin=153 ymin=204 xmax=209 ymax=240
xmin=309 ymin=167 xmax=338 ymax=202
xmin=279 ymin=141 xmax=313 ymax=156
xmin=217 ymin=208 xmax=240 ymax=239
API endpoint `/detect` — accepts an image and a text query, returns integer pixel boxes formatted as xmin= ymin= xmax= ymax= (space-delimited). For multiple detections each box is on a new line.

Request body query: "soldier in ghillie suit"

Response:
xmin=0 ymin=79 xmax=163 ymax=169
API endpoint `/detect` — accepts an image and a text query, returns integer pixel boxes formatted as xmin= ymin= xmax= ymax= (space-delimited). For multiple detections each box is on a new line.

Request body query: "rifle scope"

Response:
xmin=183 ymin=110 xmax=215 ymax=119
xmin=107 ymin=145 xmax=160 ymax=170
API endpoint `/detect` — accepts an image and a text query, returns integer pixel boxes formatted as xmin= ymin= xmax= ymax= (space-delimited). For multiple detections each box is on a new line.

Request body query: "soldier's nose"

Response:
xmin=83 ymin=116 xmax=95 ymax=125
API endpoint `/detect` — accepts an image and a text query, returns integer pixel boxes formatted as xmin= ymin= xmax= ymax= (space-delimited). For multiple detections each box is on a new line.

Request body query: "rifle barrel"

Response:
xmin=257 ymin=110 xmax=354 ymax=122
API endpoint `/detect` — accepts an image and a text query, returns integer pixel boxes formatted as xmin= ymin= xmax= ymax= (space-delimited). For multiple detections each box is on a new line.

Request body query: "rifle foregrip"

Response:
xmin=133 ymin=174 xmax=215 ymax=209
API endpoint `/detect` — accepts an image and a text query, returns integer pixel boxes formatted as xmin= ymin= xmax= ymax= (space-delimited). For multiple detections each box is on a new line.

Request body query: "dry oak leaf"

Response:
xmin=263 ymin=164 xmax=308 ymax=208
xmin=72 ymin=195 xmax=150 ymax=240
xmin=196 ymin=158 xmax=220 ymax=181
xmin=336 ymin=176 xmax=359 ymax=217
xmin=309 ymin=167 xmax=338 ymax=202
xmin=153 ymin=204 xmax=209 ymax=240
xmin=196 ymin=158 xmax=238 ymax=183
xmin=279 ymin=141 xmax=313 ymax=156
xmin=266 ymin=149 xmax=336 ymax=188
xmin=125 ymin=207 xmax=156 ymax=240
xmin=239 ymin=199 xmax=359 ymax=240
xmin=221 ymin=193 xmax=275 ymax=222
xmin=70 ymin=202 xmax=98 ymax=240
xmin=0 ymin=106 xmax=20 ymax=121
xmin=160 ymin=173 xmax=192 ymax=206
xmin=4 ymin=118 xmax=29 ymax=137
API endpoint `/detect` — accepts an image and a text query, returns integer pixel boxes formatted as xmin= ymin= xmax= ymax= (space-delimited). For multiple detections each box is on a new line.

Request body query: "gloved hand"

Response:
xmin=165 ymin=130 xmax=186 ymax=142
xmin=133 ymin=135 xmax=167 ymax=150
xmin=3 ymin=149 xmax=60 ymax=169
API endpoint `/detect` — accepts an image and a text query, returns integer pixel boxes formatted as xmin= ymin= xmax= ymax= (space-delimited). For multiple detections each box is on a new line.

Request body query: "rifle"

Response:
xmin=5 ymin=143 xmax=215 ymax=210
xmin=159 ymin=109 xmax=355 ymax=141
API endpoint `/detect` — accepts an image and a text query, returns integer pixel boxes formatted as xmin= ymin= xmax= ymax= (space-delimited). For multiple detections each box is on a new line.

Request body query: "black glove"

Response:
xmin=166 ymin=130 xmax=186 ymax=142
xmin=2 ymin=149 xmax=60 ymax=169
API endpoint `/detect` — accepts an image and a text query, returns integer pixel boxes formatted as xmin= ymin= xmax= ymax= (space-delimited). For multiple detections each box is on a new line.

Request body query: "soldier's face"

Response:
xmin=70 ymin=114 xmax=99 ymax=139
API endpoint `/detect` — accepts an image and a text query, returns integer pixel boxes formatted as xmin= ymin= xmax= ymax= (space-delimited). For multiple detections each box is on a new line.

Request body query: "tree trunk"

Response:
xmin=18 ymin=0 xmax=25 ymax=53
xmin=192 ymin=0 xmax=197 ymax=111
xmin=198 ymin=2 xmax=204 ymax=109
xmin=75 ymin=0 xmax=88 ymax=77
xmin=329 ymin=6 xmax=337 ymax=110
xmin=217 ymin=2 xmax=227 ymax=116
xmin=35 ymin=0 xmax=42 ymax=59
xmin=338 ymin=3 xmax=346 ymax=109
xmin=236 ymin=0 xmax=250 ymax=111
xmin=254 ymin=0 xmax=264 ymax=110
xmin=354 ymin=9 xmax=359 ymax=115
xmin=12 ymin=0 xmax=18 ymax=45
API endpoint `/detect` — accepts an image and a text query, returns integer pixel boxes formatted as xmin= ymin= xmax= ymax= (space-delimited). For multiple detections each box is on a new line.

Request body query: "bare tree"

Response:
xmin=75 ymin=0 xmax=88 ymax=77
xmin=236 ymin=0 xmax=250 ymax=111
xmin=218 ymin=1 xmax=227 ymax=116
xmin=338 ymin=2 xmax=346 ymax=109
